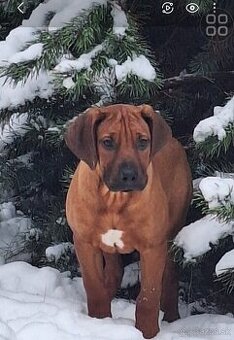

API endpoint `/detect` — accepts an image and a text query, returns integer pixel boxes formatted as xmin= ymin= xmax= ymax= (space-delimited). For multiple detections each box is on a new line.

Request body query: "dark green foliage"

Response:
xmin=196 ymin=123 xmax=234 ymax=159
xmin=0 ymin=0 xmax=163 ymax=272
xmin=0 ymin=0 xmax=44 ymax=39
xmin=116 ymin=74 xmax=162 ymax=103
xmin=193 ymin=192 xmax=234 ymax=223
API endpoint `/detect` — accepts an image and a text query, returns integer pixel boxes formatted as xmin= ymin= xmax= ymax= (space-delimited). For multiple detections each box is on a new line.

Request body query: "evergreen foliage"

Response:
xmin=0 ymin=0 xmax=161 ymax=272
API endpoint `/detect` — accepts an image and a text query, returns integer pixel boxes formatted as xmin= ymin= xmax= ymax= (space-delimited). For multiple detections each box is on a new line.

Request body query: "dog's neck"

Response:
xmin=96 ymin=163 xmax=154 ymax=210
xmin=77 ymin=161 xmax=154 ymax=211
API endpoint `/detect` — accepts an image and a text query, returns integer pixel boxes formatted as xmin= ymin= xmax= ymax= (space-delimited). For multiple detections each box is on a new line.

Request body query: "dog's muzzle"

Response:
xmin=105 ymin=161 xmax=147 ymax=192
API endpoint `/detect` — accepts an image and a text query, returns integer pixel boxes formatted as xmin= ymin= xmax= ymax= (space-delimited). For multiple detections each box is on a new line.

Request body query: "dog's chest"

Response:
xmin=95 ymin=210 xmax=138 ymax=253
xmin=90 ymin=191 xmax=149 ymax=253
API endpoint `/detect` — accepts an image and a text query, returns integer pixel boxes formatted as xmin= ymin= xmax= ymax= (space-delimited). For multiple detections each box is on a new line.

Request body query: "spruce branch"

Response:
xmin=0 ymin=60 xmax=40 ymax=84
xmin=193 ymin=192 xmax=234 ymax=223
xmin=0 ymin=94 xmax=82 ymax=124
xmin=189 ymin=34 xmax=234 ymax=75
xmin=195 ymin=123 xmax=234 ymax=159
xmin=55 ymin=69 xmax=92 ymax=101
xmin=215 ymin=269 xmax=234 ymax=294
xmin=116 ymin=74 xmax=162 ymax=101
xmin=171 ymin=234 xmax=234 ymax=268
xmin=0 ymin=3 xmax=111 ymax=83
xmin=162 ymin=71 xmax=234 ymax=90
xmin=105 ymin=17 xmax=155 ymax=63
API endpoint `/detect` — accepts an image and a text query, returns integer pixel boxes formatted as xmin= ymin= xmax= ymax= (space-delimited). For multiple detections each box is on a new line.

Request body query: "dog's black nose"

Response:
xmin=119 ymin=162 xmax=138 ymax=184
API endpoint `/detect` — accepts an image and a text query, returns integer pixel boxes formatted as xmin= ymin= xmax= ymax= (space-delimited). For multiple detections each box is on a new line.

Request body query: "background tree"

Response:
xmin=0 ymin=0 xmax=161 ymax=271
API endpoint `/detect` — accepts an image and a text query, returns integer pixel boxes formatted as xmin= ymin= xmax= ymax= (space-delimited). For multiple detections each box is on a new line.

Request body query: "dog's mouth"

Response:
xmin=105 ymin=181 xmax=147 ymax=193
xmin=103 ymin=167 xmax=148 ymax=193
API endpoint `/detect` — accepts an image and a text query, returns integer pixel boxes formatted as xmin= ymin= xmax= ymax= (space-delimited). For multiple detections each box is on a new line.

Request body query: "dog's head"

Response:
xmin=65 ymin=104 xmax=172 ymax=192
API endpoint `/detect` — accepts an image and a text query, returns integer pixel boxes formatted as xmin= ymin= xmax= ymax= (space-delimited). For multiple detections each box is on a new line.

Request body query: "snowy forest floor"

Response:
xmin=0 ymin=261 xmax=233 ymax=340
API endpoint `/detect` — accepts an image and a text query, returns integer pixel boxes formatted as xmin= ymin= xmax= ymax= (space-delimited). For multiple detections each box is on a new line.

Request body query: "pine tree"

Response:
xmin=0 ymin=0 xmax=161 ymax=270
xmin=172 ymin=96 xmax=234 ymax=303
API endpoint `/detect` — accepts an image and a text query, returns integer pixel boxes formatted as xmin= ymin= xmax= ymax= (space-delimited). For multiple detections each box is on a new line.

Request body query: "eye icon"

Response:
xmin=186 ymin=3 xmax=199 ymax=14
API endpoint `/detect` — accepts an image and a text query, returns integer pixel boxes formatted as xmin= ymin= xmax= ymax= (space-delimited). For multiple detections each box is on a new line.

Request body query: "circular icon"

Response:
xmin=200 ymin=8 xmax=234 ymax=41
xmin=162 ymin=2 xmax=174 ymax=15
xmin=186 ymin=3 xmax=199 ymax=14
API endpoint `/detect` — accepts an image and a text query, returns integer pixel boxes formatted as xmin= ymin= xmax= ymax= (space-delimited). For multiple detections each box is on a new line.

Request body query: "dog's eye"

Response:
xmin=136 ymin=137 xmax=149 ymax=150
xmin=101 ymin=137 xmax=115 ymax=150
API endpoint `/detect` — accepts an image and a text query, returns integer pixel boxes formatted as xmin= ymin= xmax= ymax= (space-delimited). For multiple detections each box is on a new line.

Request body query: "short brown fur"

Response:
xmin=65 ymin=104 xmax=192 ymax=339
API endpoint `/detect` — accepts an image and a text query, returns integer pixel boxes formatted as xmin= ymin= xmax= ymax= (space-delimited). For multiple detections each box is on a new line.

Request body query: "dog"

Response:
xmin=65 ymin=104 xmax=192 ymax=339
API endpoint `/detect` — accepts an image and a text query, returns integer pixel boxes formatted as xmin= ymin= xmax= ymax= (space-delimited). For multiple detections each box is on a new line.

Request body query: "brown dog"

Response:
xmin=65 ymin=104 xmax=192 ymax=339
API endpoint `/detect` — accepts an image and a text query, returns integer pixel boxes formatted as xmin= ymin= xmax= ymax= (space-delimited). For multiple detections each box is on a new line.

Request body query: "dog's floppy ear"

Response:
xmin=140 ymin=104 xmax=172 ymax=157
xmin=64 ymin=107 xmax=105 ymax=170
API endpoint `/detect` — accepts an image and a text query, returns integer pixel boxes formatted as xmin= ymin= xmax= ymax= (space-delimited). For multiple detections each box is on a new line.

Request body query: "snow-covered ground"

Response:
xmin=0 ymin=261 xmax=233 ymax=340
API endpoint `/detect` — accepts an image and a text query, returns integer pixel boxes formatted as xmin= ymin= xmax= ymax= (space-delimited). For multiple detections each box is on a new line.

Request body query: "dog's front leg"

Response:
xmin=74 ymin=236 xmax=111 ymax=318
xmin=136 ymin=243 xmax=167 ymax=339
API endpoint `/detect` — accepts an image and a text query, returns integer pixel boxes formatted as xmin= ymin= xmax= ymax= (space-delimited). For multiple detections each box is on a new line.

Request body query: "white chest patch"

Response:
xmin=101 ymin=229 xmax=124 ymax=248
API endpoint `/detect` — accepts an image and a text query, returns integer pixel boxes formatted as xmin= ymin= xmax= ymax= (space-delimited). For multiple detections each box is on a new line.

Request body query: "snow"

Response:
xmin=115 ymin=55 xmax=156 ymax=82
xmin=216 ymin=249 xmax=234 ymax=276
xmin=0 ymin=27 xmax=36 ymax=67
xmin=121 ymin=262 xmax=140 ymax=289
xmin=111 ymin=5 xmax=128 ymax=37
xmin=0 ymin=261 xmax=233 ymax=340
xmin=24 ymin=0 xmax=106 ymax=30
xmin=0 ymin=72 xmax=54 ymax=110
xmin=54 ymin=44 xmax=103 ymax=73
xmin=174 ymin=215 xmax=234 ymax=261
xmin=193 ymin=96 xmax=234 ymax=142
xmin=0 ymin=0 xmax=107 ymax=110
xmin=0 ymin=113 xmax=28 ymax=152
xmin=0 ymin=203 xmax=32 ymax=264
xmin=0 ymin=0 xmax=157 ymax=109
xmin=157 ymin=314 xmax=233 ymax=339
xmin=46 ymin=243 xmax=74 ymax=263
xmin=63 ymin=77 xmax=75 ymax=89
xmin=0 ymin=202 xmax=17 ymax=221
xmin=199 ymin=177 xmax=234 ymax=209
xmin=9 ymin=43 xmax=43 ymax=64
xmin=93 ymin=67 xmax=116 ymax=105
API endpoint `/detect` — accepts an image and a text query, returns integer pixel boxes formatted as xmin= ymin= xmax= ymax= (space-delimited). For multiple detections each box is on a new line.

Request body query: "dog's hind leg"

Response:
xmin=103 ymin=253 xmax=123 ymax=300
xmin=161 ymin=255 xmax=180 ymax=322
xmin=74 ymin=236 xmax=112 ymax=318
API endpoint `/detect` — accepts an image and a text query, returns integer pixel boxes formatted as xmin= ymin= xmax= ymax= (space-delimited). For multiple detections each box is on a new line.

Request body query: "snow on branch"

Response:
xmin=46 ymin=243 xmax=74 ymax=263
xmin=54 ymin=44 xmax=103 ymax=73
xmin=173 ymin=215 xmax=234 ymax=262
xmin=193 ymin=96 xmax=234 ymax=143
xmin=0 ymin=113 xmax=28 ymax=152
xmin=0 ymin=0 xmax=107 ymax=110
xmin=199 ymin=177 xmax=234 ymax=209
xmin=215 ymin=250 xmax=234 ymax=293
xmin=0 ymin=202 xmax=33 ymax=264
xmin=22 ymin=0 xmax=106 ymax=30
xmin=195 ymin=176 xmax=234 ymax=223
xmin=216 ymin=249 xmax=234 ymax=276
xmin=0 ymin=72 xmax=54 ymax=111
xmin=114 ymin=55 xmax=156 ymax=82
xmin=0 ymin=0 xmax=159 ymax=110
xmin=110 ymin=2 xmax=128 ymax=37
